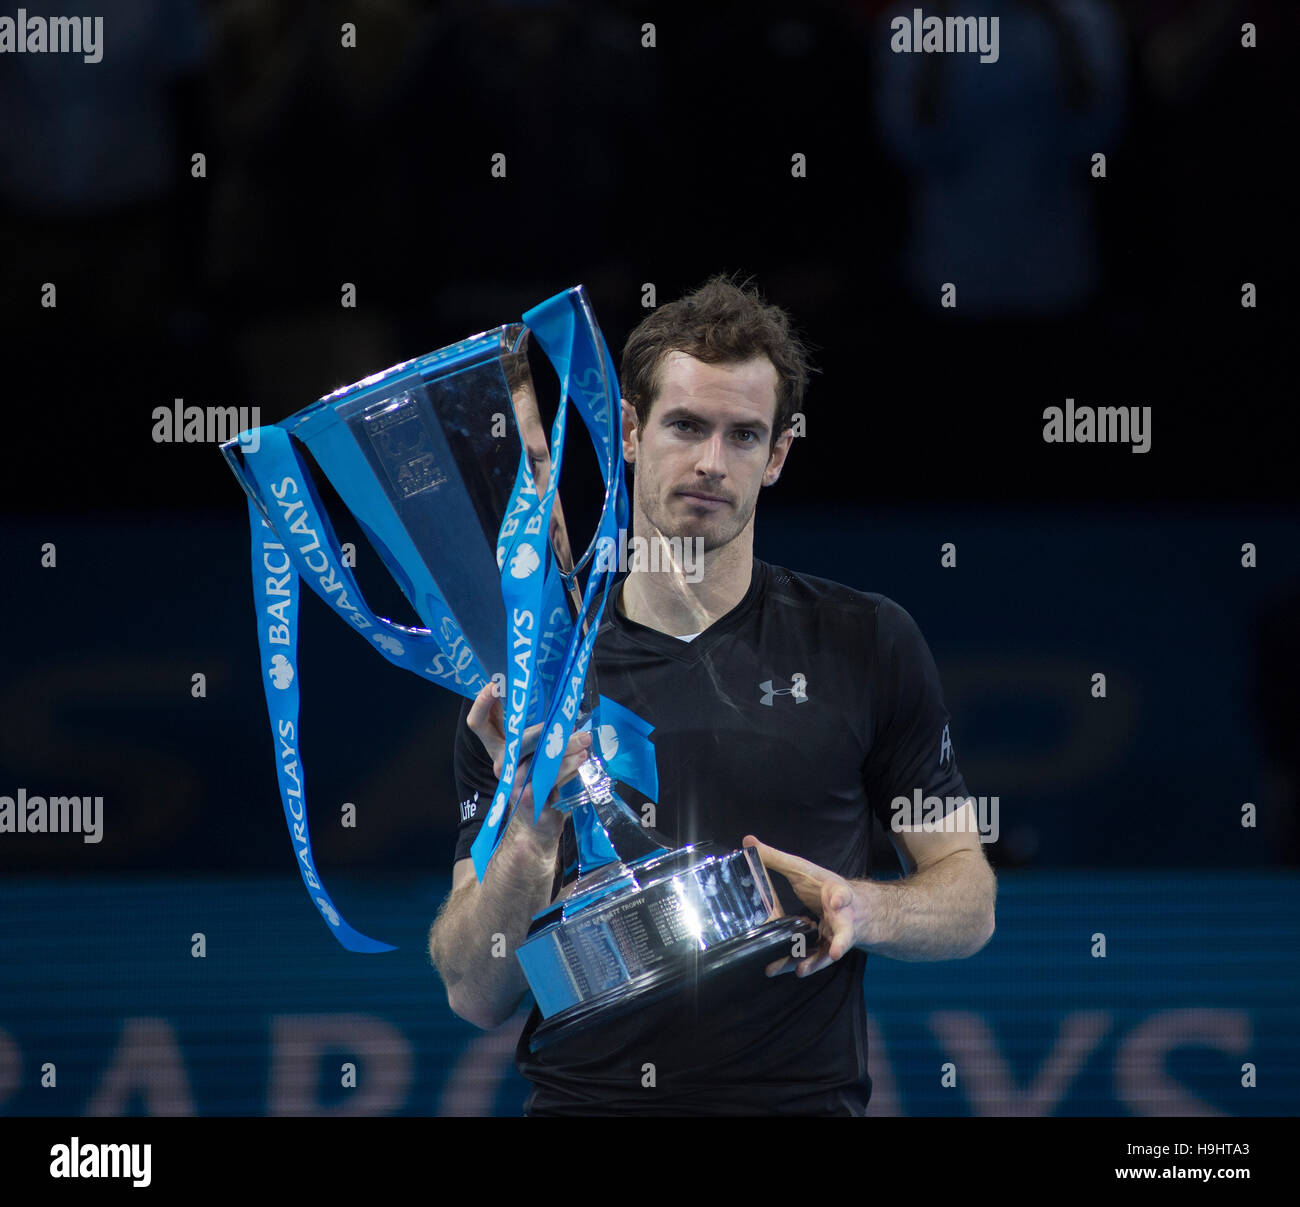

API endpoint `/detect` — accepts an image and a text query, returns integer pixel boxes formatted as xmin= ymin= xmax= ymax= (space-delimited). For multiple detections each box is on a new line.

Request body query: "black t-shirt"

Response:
xmin=452 ymin=559 xmax=969 ymax=1116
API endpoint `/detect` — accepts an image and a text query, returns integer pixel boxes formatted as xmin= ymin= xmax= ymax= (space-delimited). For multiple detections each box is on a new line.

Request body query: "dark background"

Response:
xmin=0 ymin=0 xmax=1296 ymax=1119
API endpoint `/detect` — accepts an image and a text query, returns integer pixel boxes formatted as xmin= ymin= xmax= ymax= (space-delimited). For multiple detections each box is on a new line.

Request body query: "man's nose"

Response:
xmin=695 ymin=432 xmax=727 ymax=478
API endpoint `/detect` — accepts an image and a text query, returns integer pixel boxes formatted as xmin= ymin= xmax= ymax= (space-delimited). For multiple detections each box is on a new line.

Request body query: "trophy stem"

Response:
xmin=553 ymin=709 xmax=669 ymax=889
xmin=542 ymin=547 xmax=670 ymax=879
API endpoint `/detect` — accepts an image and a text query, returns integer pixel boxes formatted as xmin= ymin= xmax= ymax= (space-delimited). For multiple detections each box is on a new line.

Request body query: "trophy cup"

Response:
xmin=223 ymin=286 xmax=814 ymax=1046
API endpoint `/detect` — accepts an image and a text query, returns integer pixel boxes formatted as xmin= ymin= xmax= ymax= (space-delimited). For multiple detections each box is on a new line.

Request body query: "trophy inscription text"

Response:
xmin=363 ymin=395 xmax=448 ymax=499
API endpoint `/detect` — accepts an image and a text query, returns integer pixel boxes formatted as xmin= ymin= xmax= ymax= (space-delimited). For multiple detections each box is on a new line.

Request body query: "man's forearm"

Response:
xmin=429 ymin=813 xmax=561 ymax=1028
xmin=853 ymin=849 xmax=996 ymax=961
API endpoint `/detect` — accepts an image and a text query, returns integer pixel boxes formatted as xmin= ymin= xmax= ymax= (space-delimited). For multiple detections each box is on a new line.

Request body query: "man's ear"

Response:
xmin=762 ymin=426 xmax=795 ymax=487
xmin=621 ymin=399 xmax=639 ymax=463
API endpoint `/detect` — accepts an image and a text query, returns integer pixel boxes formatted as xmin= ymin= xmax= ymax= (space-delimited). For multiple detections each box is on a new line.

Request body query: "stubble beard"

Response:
xmin=638 ymin=482 xmax=758 ymax=556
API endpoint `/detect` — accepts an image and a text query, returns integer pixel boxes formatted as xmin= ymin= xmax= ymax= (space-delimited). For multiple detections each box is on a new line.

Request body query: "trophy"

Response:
xmin=223 ymin=286 xmax=814 ymax=1047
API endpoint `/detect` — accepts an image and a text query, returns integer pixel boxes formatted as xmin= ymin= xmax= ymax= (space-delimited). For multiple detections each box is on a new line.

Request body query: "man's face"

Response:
xmin=623 ymin=352 xmax=793 ymax=553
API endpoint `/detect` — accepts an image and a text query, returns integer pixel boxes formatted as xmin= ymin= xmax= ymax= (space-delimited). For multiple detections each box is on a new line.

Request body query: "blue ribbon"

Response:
xmin=242 ymin=424 xmax=509 ymax=952
xmin=469 ymin=290 xmax=630 ymax=878
xmin=244 ymin=427 xmax=485 ymax=693
xmin=245 ymin=497 xmax=393 ymax=952
xmin=594 ymin=695 xmax=659 ymax=803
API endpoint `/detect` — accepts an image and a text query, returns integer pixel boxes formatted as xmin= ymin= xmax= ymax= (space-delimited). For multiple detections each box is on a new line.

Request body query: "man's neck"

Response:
xmin=617 ymin=529 xmax=754 ymax=636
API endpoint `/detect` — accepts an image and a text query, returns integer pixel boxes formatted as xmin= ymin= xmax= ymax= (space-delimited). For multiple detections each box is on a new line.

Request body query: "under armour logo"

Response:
xmin=760 ymin=673 xmax=808 ymax=706
xmin=939 ymin=723 xmax=953 ymax=769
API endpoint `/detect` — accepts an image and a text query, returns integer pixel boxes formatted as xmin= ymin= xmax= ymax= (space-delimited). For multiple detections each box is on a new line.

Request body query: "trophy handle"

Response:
xmin=557 ymin=287 xmax=622 ymax=584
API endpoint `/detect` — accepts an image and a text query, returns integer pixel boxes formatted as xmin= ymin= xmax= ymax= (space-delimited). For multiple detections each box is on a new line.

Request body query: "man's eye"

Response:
xmin=734 ymin=430 xmax=757 ymax=443
xmin=673 ymin=420 xmax=698 ymax=433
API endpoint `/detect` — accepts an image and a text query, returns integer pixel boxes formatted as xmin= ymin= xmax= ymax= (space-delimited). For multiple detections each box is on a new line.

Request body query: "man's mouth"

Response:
xmin=677 ymin=490 xmax=730 ymax=506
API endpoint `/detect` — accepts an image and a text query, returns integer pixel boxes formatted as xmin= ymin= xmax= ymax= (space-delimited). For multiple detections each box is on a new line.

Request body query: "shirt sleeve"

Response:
xmin=452 ymin=696 xmax=501 ymax=864
xmin=862 ymin=597 xmax=970 ymax=831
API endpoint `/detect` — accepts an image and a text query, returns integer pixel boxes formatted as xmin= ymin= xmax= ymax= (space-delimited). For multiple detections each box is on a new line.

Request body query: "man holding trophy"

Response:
xmin=429 ymin=275 xmax=997 ymax=1116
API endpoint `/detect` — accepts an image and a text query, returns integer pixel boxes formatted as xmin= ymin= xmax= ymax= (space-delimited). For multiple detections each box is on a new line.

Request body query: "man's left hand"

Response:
xmin=743 ymin=835 xmax=866 ymax=978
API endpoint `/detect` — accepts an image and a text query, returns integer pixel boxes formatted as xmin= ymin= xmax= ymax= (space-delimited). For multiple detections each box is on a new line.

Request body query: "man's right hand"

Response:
xmin=434 ymin=686 xmax=592 ymax=1029
xmin=466 ymin=682 xmax=592 ymax=844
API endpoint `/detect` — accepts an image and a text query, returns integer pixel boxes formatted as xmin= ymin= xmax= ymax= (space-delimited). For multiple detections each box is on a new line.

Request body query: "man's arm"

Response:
xmin=428 ymin=684 xmax=590 ymax=1030
xmin=745 ymin=801 xmax=996 ymax=974
xmin=857 ymin=804 xmax=996 ymax=961
xmin=429 ymin=814 xmax=563 ymax=1030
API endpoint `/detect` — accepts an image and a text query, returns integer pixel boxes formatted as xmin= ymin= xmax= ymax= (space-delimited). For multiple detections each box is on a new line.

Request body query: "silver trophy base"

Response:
xmin=516 ymin=843 xmax=817 ymax=1052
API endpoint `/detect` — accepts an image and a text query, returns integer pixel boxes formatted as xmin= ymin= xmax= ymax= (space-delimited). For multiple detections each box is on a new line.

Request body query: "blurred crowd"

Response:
xmin=0 ymin=0 xmax=1289 ymax=410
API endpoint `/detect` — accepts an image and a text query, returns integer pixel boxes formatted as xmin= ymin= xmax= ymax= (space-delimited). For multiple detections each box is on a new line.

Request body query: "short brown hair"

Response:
xmin=620 ymin=273 xmax=815 ymax=449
